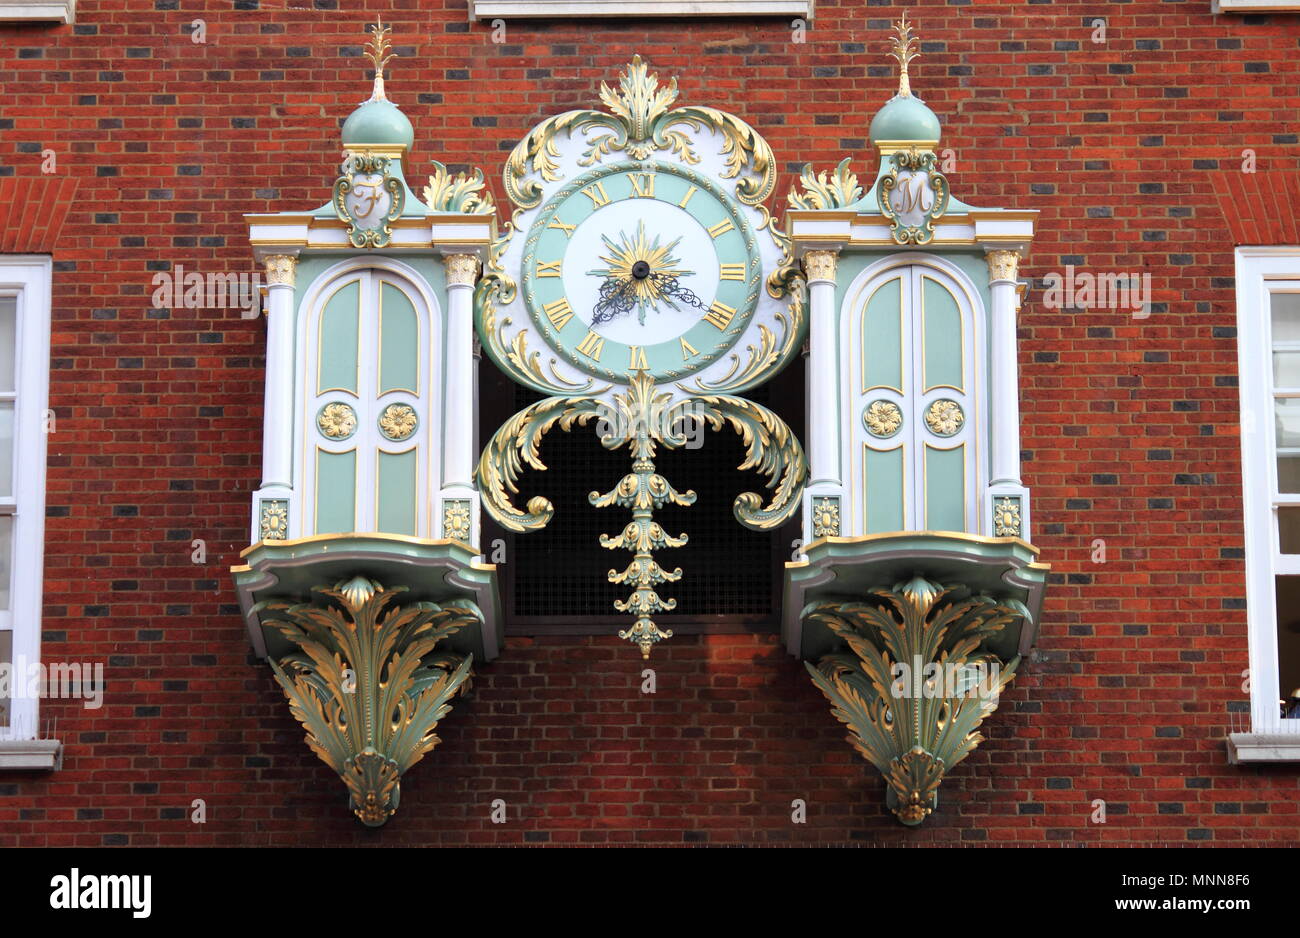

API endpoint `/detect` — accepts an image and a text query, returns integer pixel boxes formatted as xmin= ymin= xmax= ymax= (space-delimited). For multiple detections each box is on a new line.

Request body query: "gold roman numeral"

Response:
xmin=628 ymin=173 xmax=655 ymax=198
xmin=543 ymin=297 xmax=574 ymax=330
xmin=704 ymin=301 xmax=736 ymax=331
xmin=581 ymin=182 xmax=611 ymax=207
xmin=628 ymin=345 xmax=648 ymax=370
xmin=536 ymin=260 xmax=563 ymax=278
xmin=548 ymin=216 xmax=576 ymax=238
xmin=576 ymin=330 xmax=605 ymax=361
xmin=680 ymin=337 xmax=698 ymax=360
xmin=719 ymin=263 xmax=745 ymax=281
xmin=678 ymin=186 xmax=698 ymax=209
xmin=706 ymin=219 xmax=735 ymax=239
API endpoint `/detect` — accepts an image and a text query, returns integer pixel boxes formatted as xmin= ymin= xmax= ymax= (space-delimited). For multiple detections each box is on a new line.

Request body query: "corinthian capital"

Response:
xmin=264 ymin=254 xmax=297 ymax=287
xmin=986 ymin=249 xmax=1021 ymax=284
xmin=803 ymin=250 xmax=838 ymax=284
xmin=445 ymin=254 xmax=480 ymax=286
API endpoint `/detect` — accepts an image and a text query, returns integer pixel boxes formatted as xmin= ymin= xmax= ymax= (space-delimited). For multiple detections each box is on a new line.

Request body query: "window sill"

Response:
xmin=0 ymin=738 xmax=62 ymax=771
xmin=0 ymin=0 xmax=74 ymax=22
xmin=469 ymin=0 xmax=812 ymax=18
xmin=1213 ymin=1 xmax=1300 ymax=12
xmin=1226 ymin=732 xmax=1300 ymax=763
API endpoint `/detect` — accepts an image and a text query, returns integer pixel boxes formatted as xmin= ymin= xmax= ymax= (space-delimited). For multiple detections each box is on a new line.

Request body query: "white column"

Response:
xmin=986 ymin=249 xmax=1022 ymax=487
xmin=261 ymin=255 xmax=297 ymax=489
xmin=804 ymin=250 xmax=840 ymax=486
xmin=443 ymin=254 xmax=479 ymax=489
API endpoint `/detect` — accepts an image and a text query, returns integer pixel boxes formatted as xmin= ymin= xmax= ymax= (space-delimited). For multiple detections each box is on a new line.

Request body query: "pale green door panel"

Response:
xmin=864 ymin=444 xmax=905 ymax=533
xmin=862 ymin=275 xmax=903 ymax=393
xmin=318 ymin=280 xmax=360 ymax=395
xmin=316 ymin=448 xmax=357 ymax=533
xmin=378 ymin=281 xmax=419 ymax=397
xmin=377 ymin=448 xmax=418 ymax=535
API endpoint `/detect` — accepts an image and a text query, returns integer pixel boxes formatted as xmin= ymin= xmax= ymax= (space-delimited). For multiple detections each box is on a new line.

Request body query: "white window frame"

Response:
xmin=1230 ymin=247 xmax=1300 ymax=762
xmin=0 ymin=256 xmax=57 ymax=770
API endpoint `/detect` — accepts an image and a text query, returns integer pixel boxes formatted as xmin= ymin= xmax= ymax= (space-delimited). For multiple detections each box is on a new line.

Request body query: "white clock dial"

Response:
xmin=562 ymin=200 xmax=717 ymax=347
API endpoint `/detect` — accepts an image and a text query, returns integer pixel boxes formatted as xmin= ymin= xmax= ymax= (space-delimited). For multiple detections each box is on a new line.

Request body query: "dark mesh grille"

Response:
xmin=506 ymin=382 xmax=778 ymax=618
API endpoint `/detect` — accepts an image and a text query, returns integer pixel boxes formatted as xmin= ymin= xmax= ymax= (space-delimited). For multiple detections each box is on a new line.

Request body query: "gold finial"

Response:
xmin=364 ymin=18 xmax=396 ymax=102
xmin=887 ymin=11 xmax=921 ymax=98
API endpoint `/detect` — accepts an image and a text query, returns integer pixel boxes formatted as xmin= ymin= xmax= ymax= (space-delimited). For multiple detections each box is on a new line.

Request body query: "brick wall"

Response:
xmin=0 ymin=0 xmax=1296 ymax=845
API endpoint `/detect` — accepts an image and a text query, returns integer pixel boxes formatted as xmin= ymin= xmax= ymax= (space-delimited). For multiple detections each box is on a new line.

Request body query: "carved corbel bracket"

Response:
xmin=256 ymin=577 xmax=479 ymax=827
xmin=802 ymin=575 xmax=1027 ymax=825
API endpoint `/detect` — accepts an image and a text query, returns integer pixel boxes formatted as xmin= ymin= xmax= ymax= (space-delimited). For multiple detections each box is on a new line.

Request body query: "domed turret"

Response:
xmin=341 ymin=19 xmax=414 ymax=153
xmin=868 ymin=12 xmax=941 ymax=149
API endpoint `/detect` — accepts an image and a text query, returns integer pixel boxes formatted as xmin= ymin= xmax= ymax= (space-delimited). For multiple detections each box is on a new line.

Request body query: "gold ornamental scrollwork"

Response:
xmin=986 ymin=249 xmax=1021 ymax=284
xmin=264 ymin=255 xmax=297 ymax=287
xmin=812 ymin=497 xmax=841 ymax=538
xmin=477 ymin=372 xmax=807 ymax=657
xmin=503 ymin=55 xmax=775 ymax=212
xmin=993 ymin=497 xmax=1022 ymax=538
xmin=804 ymin=576 xmax=1025 ymax=825
xmin=259 ymin=500 xmax=288 ymax=541
xmin=788 ymin=157 xmax=863 ymax=211
xmin=259 ymin=577 xmax=476 ymax=827
xmin=423 ymin=161 xmax=495 ymax=215
xmin=442 ymin=500 xmax=472 ymax=542
xmin=878 ymin=147 xmax=950 ymax=246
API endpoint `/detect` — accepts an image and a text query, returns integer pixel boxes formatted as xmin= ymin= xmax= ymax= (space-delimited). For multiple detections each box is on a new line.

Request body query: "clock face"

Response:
xmin=522 ymin=161 xmax=762 ymax=384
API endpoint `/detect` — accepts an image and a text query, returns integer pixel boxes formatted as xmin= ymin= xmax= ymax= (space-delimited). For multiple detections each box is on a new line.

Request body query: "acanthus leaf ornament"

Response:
xmin=258 ymin=579 xmax=477 ymax=827
xmin=803 ymin=577 xmax=1025 ymax=826
xmin=878 ymin=147 xmax=950 ymax=246
xmin=788 ymin=157 xmax=863 ymax=211
xmin=423 ymin=160 xmax=496 ymax=215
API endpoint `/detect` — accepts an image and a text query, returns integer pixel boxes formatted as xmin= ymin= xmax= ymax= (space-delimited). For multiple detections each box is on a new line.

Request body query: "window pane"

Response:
xmin=1277 ymin=577 xmax=1300 ymax=718
xmin=1272 ymin=292 xmax=1300 ymax=343
xmin=1276 ymin=351 xmax=1300 ymax=387
xmin=0 ymin=402 xmax=11 ymax=497
xmin=0 ymin=296 xmax=13 ymax=393
xmin=1279 ymin=455 xmax=1300 ymax=493
xmin=0 ymin=629 xmax=9 ymax=726
xmin=1276 ymin=398 xmax=1300 ymax=449
xmin=0 ymin=515 xmax=9 ymax=610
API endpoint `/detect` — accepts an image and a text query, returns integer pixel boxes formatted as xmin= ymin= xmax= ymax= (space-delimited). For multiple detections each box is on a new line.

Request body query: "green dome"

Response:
xmin=869 ymin=94 xmax=941 ymax=145
xmin=341 ymin=99 xmax=414 ymax=149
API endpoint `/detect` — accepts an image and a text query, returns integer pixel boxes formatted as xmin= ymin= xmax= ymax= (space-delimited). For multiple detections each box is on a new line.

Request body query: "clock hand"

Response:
xmin=648 ymin=273 xmax=709 ymax=313
xmin=591 ymin=275 xmax=637 ymax=325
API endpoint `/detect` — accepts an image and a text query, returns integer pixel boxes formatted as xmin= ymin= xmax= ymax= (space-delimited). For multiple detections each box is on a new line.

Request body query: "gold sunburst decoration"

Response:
xmin=587 ymin=221 xmax=694 ymax=324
